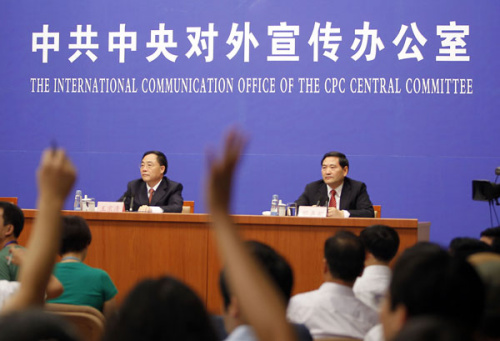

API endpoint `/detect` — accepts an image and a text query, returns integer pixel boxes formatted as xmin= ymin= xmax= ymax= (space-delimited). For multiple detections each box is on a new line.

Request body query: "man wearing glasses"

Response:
xmin=119 ymin=151 xmax=184 ymax=213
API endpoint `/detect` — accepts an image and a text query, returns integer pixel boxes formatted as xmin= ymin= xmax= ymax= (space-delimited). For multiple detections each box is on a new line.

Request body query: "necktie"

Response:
xmin=148 ymin=188 xmax=154 ymax=204
xmin=329 ymin=189 xmax=337 ymax=208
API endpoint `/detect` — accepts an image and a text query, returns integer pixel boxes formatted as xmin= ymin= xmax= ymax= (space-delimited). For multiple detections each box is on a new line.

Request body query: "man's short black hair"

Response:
xmin=142 ymin=151 xmax=168 ymax=175
xmin=360 ymin=224 xmax=400 ymax=262
xmin=0 ymin=201 xmax=24 ymax=238
xmin=389 ymin=242 xmax=485 ymax=334
xmin=324 ymin=231 xmax=365 ymax=282
xmin=480 ymin=226 xmax=500 ymax=238
xmin=104 ymin=276 xmax=218 ymax=341
xmin=0 ymin=309 xmax=80 ymax=341
xmin=59 ymin=216 xmax=92 ymax=255
xmin=321 ymin=151 xmax=349 ymax=169
xmin=219 ymin=240 xmax=293 ymax=311
xmin=449 ymin=237 xmax=492 ymax=260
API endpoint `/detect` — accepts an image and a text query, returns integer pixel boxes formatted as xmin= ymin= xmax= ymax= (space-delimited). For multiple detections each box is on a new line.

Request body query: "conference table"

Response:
xmin=20 ymin=210 xmax=429 ymax=313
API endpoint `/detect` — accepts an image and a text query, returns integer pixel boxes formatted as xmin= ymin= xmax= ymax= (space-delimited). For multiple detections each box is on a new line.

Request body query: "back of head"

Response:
xmin=480 ymin=226 xmax=500 ymax=239
xmin=392 ymin=316 xmax=473 ymax=341
xmin=389 ymin=242 xmax=485 ymax=334
xmin=468 ymin=252 xmax=500 ymax=339
xmin=0 ymin=201 xmax=24 ymax=238
xmin=60 ymin=216 xmax=92 ymax=255
xmin=103 ymin=276 xmax=218 ymax=341
xmin=360 ymin=224 xmax=400 ymax=262
xmin=324 ymin=231 xmax=365 ymax=282
xmin=220 ymin=240 xmax=293 ymax=310
xmin=449 ymin=237 xmax=492 ymax=260
xmin=0 ymin=309 xmax=80 ymax=341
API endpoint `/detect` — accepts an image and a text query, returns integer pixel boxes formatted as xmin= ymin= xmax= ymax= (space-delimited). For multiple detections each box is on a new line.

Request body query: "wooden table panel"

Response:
xmin=20 ymin=210 xmax=428 ymax=314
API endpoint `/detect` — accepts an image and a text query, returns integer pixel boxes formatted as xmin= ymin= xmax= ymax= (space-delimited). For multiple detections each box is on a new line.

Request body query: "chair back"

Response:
xmin=45 ymin=303 xmax=105 ymax=341
xmin=182 ymin=200 xmax=195 ymax=213
xmin=372 ymin=205 xmax=381 ymax=218
xmin=0 ymin=197 xmax=18 ymax=205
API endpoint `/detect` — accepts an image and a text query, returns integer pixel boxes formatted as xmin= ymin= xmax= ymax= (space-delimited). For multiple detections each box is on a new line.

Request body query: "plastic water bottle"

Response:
xmin=74 ymin=190 xmax=82 ymax=211
xmin=270 ymin=194 xmax=279 ymax=216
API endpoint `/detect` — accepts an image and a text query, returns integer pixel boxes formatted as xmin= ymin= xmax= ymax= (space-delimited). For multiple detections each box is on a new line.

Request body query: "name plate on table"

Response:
xmin=298 ymin=206 xmax=327 ymax=218
xmin=96 ymin=202 xmax=125 ymax=212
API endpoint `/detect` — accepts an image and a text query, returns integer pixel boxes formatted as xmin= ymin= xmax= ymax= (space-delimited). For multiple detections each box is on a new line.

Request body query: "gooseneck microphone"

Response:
xmin=129 ymin=195 xmax=134 ymax=212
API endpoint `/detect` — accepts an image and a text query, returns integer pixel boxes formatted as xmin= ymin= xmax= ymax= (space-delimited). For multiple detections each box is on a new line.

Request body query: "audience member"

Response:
xmin=480 ymin=226 xmax=500 ymax=246
xmin=369 ymin=242 xmax=485 ymax=341
xmin=480 ymin=226 xmax=500 ymax=254
xmin=449 ymin=237 xmax=492 ymax=260
xmin=468 ymin=252 xmax=500 ymax=341
xmin=353 ymin=224 xmax=400 ymax=311
xmin=102 ymin=276 xmax=218 ymax=341
xmin=2 ymin=148 xmax=76 ymax=312
xmin=206 ymin=129 xmax=298 ymax=341
xmin=47 ymin=215 xmax=117 ymax=314
xmin=287 ymin=230 xmax=378 ymax=339
xmin=0 ymin=201 xmax=25 ymax=281
xmin=219 ymin=240 xmax=312 ymax=341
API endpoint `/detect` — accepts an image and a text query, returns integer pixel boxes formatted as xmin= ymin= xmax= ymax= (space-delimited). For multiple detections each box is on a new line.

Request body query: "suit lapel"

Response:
xmin=150 ymin=178 xmax=167 ymax=206
xmin=316 ymin=183 xmax=329 ymax=206
xmin=339 ymin=178 xmax=351 ymax=210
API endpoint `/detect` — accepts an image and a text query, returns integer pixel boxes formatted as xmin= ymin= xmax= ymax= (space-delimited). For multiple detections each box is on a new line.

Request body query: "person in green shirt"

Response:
xmin=47 ymin=215 xmax=117 ymax=314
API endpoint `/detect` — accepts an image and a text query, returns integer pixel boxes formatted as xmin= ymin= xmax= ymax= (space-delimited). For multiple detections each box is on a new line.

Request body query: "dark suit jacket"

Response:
xmin=295 ymin=177 xmax=374 ymax=218
xmin=119 ymin=177 xmax=183 ymax=213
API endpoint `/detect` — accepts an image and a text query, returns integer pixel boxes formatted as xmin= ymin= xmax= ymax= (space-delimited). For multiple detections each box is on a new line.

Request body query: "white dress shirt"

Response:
xmin=224 ymin=325 xmax=257 ymax=341
xmin=287 ymin=282 xmax=378 ymax=339
xmin=327 ymin=183 xmax=350 ymax=217
xmin=0 ymin=280 xmax=20 ymax=310
xmin=353 ymin=265 xmax=392 ymax=311
xmin=146 ymin=181 xmax=163 ymax=213
xmin=364 ymin=324 xmax=384 ymax=341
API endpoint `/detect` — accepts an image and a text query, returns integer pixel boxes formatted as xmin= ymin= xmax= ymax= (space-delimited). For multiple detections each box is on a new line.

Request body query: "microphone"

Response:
xmin=129 ymin=195 xmax=134 ymax=212
xmin=496 ymin=167 xmax=500 ymax=176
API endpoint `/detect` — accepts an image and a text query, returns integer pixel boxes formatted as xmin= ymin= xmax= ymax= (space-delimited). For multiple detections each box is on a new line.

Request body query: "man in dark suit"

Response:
xmin=295 ymin=151 xmax=374 ymax=218
xmin=119 ymin=151 xmax=183 ymax=213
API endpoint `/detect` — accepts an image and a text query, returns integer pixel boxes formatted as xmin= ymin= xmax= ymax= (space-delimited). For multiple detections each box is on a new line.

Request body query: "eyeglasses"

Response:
xmin=140 ymin=163 xmax=158 ymax=170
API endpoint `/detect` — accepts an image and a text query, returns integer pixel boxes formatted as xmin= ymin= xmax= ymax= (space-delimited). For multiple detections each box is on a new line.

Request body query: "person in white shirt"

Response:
xmin=287 ymin=231 xmax=378 ymax=339
xmin=353 ymin=224 xmax=400 ymax=311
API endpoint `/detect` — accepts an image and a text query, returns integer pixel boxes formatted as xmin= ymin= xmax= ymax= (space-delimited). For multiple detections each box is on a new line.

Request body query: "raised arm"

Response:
xmin=2 ymin=148 xmax=76 ymax=313
xmin=206 ymin=129 xmax=297 ymax=341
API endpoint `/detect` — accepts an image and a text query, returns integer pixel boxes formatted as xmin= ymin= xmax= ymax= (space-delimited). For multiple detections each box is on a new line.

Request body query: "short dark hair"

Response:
xmin=142 ymin=151 xmax=168 ymax=175
xmin=321 ymin=151 xmax=349 ymax=169
xmin=103 ymin=276 xmax=218 ymax=341
xmin=392 ymin=316 xmax=473 ymax=341
xmin=449 ymin=237 xmax=492 ymax=260
xmin=219 ymin=240 xmax=294 ymax=311
xmin=0 ymin=309 xmax=80 ymax=341
xmin=480 ymin=226 xmax=500 ymax=238
xmin=360 ymin=224 xmax=400 ymax=262
xmin=0 ymin=201 xmax=24 ymax=238
xmin=389 ymin=242 xmax=485 ymax=333
xmin=324 ymin=231 xmax=365 ymax=282
xmin=59 ymin=216 xmax=92 ymax=255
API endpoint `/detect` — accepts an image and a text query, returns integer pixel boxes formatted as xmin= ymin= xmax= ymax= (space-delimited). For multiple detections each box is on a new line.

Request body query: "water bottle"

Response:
xmin=74 ymin=190 xmax=82 ymax=211
xmin=270 ymin=194 xmax=279 ymax=216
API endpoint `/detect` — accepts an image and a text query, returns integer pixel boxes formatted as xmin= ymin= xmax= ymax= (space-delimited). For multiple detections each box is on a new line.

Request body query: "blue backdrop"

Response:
xmin=1 ymin=0 xmax=499 ymax=246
